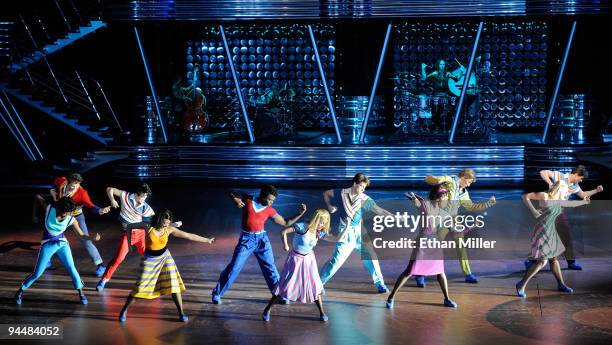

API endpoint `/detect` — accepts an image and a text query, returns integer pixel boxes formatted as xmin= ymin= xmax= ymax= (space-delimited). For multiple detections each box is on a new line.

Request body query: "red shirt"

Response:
xmin=54 ymin=177 xmax=97 ymax=210
xmin=241 ymin=195 xmax=277 ymax=232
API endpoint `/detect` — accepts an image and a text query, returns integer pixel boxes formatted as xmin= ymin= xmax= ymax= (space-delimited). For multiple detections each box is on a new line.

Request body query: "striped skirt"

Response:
xmin=274 ymin=250 xmax=324 ymax=303
xmin=131 ymin=249 xmax=186 ymax=299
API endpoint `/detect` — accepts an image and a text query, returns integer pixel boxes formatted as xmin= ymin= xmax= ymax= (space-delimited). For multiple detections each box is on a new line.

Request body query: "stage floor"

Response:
xmin=1 ymin=187 xmax=611 ymax=345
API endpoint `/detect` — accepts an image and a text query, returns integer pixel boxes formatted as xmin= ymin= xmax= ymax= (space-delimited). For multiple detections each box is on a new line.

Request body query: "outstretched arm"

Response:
xmin=170 ymin=227 xmax=215 ymax=244
xmin=559 ymin=199 xmax=590 ymax=208
xmin=273 ymin=204 xmax=307 ymax=227
xmin=228 ymin=191 xmax=245 ymax=208
xmin=405 ymin=192 xmax=422 ymax=208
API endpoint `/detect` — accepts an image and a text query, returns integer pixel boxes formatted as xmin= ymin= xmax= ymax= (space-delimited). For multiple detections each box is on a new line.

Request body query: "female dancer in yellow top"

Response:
xmin=118 ymin=209 xmax=215 ymax=322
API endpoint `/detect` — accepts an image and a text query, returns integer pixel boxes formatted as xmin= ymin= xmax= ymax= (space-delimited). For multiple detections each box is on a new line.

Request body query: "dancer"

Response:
xmin=524 ymin=165 xmax=604 ymax=270
xmin=118 ymin=209 xmax=215 ymax=322
xmin=385 ymin=184 xmax=457 ymax=309
xmin=96 ymin=183 xmax=155 ymax=291
xmin=16 ymin=197 xmax=101 ymax=305
xmin=420 ymin=168 xmax=495 ymax=285
xmin=33 ymin=173 xmax=111 ymax=277
xmin=319 ymin=173 xmax=393 ymax=293
xmin=516 ymin=180 xmax=589 ymax=297
xmin=262 ymin=209 xmax=331 ymax=322
xmin=211 ymin=185 xmax=306 ymax=304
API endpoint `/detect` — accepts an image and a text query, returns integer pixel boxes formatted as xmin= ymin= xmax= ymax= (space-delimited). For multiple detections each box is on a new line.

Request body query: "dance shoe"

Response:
xmin=443 ymin=298 xmax=457 ymax=308
xmin=416 ymin=276 xmax=426 ymax=288
xmin=515 ymin=282 xmax=527 ymax=298
xmin=95 ymin=279 xmax=106 ymax=292
xmin=376 ymin=284 xmax=389 ymax=293
xmin=385 ymin=299 xmax=394 ymax=309
xmin=465 ymin=274 xmax=478 ymax=283
xmin=95 ymin=265 xmax=106 ymax=278
xmin=212 ymin=294 xmax=222 ymax=304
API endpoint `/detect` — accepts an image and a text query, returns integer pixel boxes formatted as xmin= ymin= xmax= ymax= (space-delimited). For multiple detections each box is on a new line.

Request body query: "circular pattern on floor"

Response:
xmin=487 ymin=293 xmax=612 ymax=344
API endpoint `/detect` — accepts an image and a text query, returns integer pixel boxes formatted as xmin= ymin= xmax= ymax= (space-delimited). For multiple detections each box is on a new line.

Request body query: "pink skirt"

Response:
xmin=274 ymin=250 xmax=324 ymax=303
xmin=408 ymin=244 xmax=444 ymax=276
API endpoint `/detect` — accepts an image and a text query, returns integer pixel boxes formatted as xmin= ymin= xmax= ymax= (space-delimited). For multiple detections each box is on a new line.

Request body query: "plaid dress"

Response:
xmin=528 ymin=204 xmax=565 ymax=260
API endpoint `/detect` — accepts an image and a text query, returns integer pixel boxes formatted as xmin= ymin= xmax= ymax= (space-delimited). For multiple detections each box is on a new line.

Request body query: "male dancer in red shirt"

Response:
xmin=211 ymin=185 xmax=306 ymax=305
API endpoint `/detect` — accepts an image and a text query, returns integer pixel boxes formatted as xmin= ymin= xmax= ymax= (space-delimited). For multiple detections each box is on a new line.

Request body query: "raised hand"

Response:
xmin=298 ymin=203 xmax=307 ymax=214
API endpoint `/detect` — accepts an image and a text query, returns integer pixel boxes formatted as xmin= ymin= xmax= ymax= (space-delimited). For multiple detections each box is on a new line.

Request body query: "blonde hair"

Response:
xmin=307 ymin=209 xmax=331 ymax=236
xmin=546 ymin=181 xmax=569 ymax=200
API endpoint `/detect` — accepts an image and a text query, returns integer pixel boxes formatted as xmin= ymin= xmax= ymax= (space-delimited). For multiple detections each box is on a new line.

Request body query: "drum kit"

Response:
xmin=249 ymin=83 xmax=297 ymax=138
xmin=392 ymin=61 xmax=488 ymax=136
xmin=392 ymin=72 xmax=457 ymax=134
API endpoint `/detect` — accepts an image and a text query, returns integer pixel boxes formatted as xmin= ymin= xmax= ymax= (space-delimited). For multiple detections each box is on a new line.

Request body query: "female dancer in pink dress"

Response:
xmin=262 ymin=209 xmax=331 ymax=322
xmin=386 ymin=183 xmax=457 ymax=309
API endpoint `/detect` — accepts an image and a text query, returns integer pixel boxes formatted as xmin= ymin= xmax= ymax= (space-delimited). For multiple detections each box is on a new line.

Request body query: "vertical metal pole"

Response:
xmin=75 ymin=70 xmax=101 ymax=121
xmin=134 ymin=26 xmax=168 ymax=143
xmin=449 ymin=21 xmax=484 ymax=144
xmin=42 ymin=55 xmax=69 ymax=105
xmin=220 ymin=25 xmax=254 ymax=143
xmin=542 ymin=21 xmax=577 ymax=144
xmin=308 ymin=24 xmax=341 ymax=144
xmin=19 ymin=14 xmax=39 ymax=50
xmin=53 ymin=0 xmax=72 ymax=32
xmin=94 ymin=79 xmax=123 ymax=132
xmin=2 ymin=90 xmax=44 ymax=160
xmin=360 ymin=22 xmax=392 ymax=143
xmin=0 ymin=95 xmax=36 ymax=160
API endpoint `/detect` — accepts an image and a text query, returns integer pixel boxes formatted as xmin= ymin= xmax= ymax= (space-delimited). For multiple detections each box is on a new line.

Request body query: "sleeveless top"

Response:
xmin=41 ymin=205 xmax=75 ymax=244
xmin=292 ymin=222 xmax=324 ymax=255
xmin=147 ymin=226 xmax=169 ymax=250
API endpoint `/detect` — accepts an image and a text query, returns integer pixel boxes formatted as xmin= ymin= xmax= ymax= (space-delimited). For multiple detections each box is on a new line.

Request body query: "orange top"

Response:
xmin=147 ymin=226 xmax=169 ymax=250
